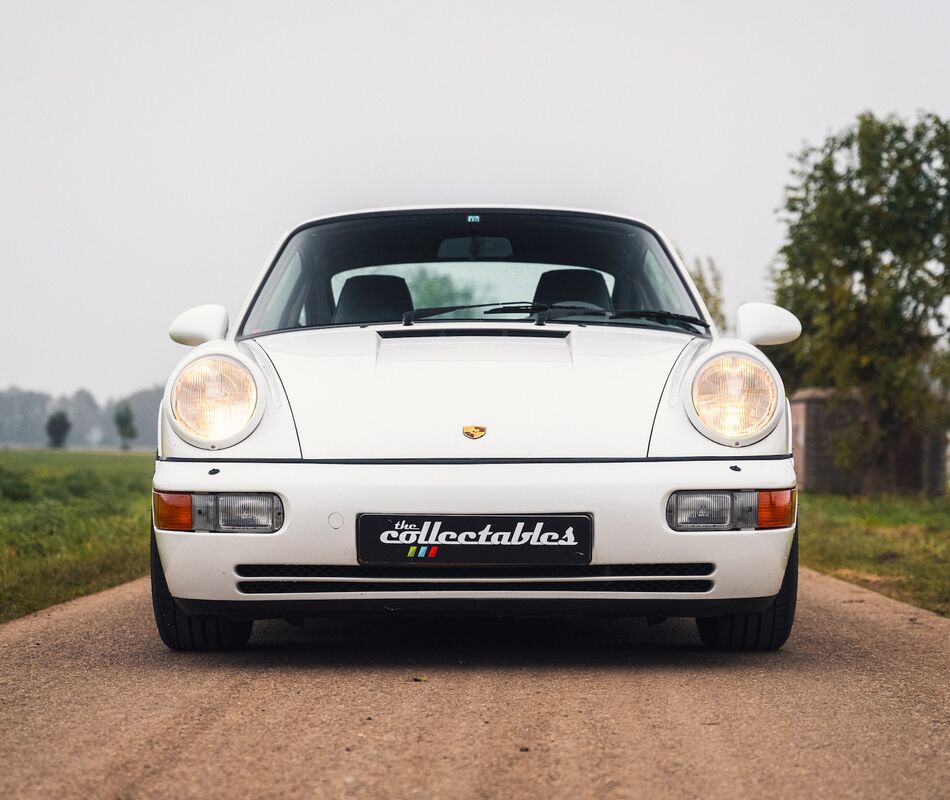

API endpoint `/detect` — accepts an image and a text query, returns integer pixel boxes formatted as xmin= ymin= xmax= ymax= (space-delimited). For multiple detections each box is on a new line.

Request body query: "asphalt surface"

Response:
xmin=1 ymin=569 xmax=948 ymax=800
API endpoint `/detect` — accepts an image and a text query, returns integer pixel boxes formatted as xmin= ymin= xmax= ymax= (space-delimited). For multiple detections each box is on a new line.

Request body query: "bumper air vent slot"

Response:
xmin=235 ymin=563 xmax=715 ymax=579
xmin=236 ymin=579 xmax=714 ymax=594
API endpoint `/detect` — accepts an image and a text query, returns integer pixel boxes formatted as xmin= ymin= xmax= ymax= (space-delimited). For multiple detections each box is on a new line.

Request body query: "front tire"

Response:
xmin=150 ymin=529 xmax=253 ymax=651
xmin=695 ymin=529 xmax=798 ymax=651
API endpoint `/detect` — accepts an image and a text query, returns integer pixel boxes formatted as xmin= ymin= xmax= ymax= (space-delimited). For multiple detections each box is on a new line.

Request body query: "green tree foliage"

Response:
xmin=406 ymin=266 xmax=480 ymax=309
xmin=113 ymin=403 xmax=137 ymax=450
xmin=45 ymin=411 xmax=71 ymax=448
xmin=688 ymin=257 xmax=727 ymax=330
xmin=774 ymin=111 xmax=950 ymax=491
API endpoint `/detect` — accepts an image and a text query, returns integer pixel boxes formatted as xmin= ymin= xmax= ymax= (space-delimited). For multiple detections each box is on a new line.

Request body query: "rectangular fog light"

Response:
xmin=153 ymin=491 xmax=284 ymax=533
xmin=666 ymin=489 xmax=794 ymax=531
xmin=667 ymin=491 xmax=735 ymax=530
xmin=215 ymin=494 xmax=284 ymax=532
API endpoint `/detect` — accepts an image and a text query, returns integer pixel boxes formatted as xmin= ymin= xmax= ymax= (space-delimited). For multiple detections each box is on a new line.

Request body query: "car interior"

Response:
xmin=327 ymin=268 xmax=617 ymax=325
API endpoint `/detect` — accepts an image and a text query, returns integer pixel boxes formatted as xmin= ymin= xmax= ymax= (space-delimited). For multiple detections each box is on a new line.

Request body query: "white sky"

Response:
xmin=2 ymin=0 xmax=949 ymax=401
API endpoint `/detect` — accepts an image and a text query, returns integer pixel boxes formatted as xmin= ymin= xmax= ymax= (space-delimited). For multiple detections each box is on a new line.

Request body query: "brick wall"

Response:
xmin=790 ymin=388 xmax=946 ymax=495
xmin=791 ymin=389 xmax=862 ymax=494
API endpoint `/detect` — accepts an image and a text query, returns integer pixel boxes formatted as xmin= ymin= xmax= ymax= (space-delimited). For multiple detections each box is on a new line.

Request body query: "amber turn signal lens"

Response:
xmin=153 ymin=491 xmax=193 ymax=531
xmin=757 ymin=489 xmax=797 ymax=529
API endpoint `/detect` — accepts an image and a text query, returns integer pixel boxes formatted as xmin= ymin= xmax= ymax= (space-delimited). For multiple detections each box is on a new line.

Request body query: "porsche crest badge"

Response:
xmin=463 ymin=425 xmax=487 ymax=440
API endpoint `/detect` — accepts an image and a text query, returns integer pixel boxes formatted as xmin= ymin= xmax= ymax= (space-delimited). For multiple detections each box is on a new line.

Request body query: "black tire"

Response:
xmin=150 ymin=529 xmax=253 ymax=651
xmin=696 ymin=529 xmax=798 ymax=651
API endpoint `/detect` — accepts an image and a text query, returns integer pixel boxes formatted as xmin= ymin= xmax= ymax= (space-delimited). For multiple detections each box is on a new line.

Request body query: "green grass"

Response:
xmin=799 ymin=493 xmax=950 ymax=616
xmin=0 ymin=449 xmax=153 ymax=623
xmin=0 ymin=450 xmax=947 ymax=622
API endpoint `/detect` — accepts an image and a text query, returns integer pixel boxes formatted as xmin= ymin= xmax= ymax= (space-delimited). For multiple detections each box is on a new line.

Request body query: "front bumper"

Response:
xmin=153 ymin=458 xmax=797 ymax=613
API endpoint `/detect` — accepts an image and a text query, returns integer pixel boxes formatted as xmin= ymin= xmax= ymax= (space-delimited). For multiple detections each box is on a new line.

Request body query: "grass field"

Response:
xmin=799 ymin=493 xmax=949 ymax=617
xmin=0 ymin=449 xmax=153 ymax=623
xmin=0 ymin=450 xmax=947 ymax=622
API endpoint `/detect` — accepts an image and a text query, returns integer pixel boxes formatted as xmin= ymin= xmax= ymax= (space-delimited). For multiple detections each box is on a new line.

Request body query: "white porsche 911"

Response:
xmin=151 ymin=207 xmax=802 ymax=652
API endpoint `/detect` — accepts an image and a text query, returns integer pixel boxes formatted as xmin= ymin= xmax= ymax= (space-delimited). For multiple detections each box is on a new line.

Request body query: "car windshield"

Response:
xmin=240 ymin=210 xmax=703 ymax=336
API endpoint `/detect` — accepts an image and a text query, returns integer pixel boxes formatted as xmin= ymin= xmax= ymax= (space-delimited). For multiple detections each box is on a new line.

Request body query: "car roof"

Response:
xmin=288 ymin=205 xmax=658 ymax=231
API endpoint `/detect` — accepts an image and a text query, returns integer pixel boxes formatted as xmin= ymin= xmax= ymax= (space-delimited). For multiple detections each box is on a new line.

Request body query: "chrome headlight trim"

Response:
xmin=683 ymin=350 xmax=783 ymax=447
xmin=164 ymin=353 xmax=266 ymax=450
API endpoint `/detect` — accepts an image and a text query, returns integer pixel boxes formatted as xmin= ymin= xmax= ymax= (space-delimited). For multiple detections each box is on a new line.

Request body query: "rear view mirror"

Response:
xmin=736 ymin=303 xmax=801 ymax=345
xmin=169 ymin=304 xmax=229 ymax=346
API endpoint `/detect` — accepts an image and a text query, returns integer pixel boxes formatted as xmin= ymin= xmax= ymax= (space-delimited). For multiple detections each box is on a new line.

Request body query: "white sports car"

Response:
xmin=151 ymin=207 xmax=802 ymax=652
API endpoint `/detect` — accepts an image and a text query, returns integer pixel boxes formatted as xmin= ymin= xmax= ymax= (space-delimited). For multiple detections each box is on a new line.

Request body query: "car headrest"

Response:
xmin=532 ymin=269 xmax=613 ymax=310
xmin=332 ymin=275 xmax=414 ymax=324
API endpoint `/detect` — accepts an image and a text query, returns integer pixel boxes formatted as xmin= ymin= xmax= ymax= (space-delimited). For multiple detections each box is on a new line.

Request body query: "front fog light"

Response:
xmin=666 ymin=489 xmax=796 ymax=531
xmin=215 ymin=494 xmax=284 ymax=532
xmin=668 ymin=491 xmax=735 ymax=530
xmin=153 ymin=491 xmax=284 ymax=532
xmin=667 ymin=490 xmax=758 ymax=531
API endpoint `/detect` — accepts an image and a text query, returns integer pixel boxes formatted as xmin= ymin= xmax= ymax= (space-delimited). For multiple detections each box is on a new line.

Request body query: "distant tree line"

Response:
xmin=0 ymin=386 xmax=162 ymax=449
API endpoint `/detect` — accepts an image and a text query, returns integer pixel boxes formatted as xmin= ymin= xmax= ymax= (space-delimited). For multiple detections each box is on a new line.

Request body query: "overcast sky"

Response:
xmin=2 ymin=0 xmax=949 ymax=401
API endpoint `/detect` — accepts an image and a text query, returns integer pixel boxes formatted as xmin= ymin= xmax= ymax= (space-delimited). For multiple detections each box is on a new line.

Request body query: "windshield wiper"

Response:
xmin=403 ymin=301 xmax=591 ymax=325
xmin=404 ymin=301 xmax=525 ymax=325
xmin=610 ymin=309 xmax=710 ymax=329
xmin=539 ymin=305 xmax=710 ymax=331
xmin=403 ymin=302 xmax=709 ymax=331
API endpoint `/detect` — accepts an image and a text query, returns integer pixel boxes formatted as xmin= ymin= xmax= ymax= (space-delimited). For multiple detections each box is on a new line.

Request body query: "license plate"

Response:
xmin=356 ymin=514 xmax=593 ymax=566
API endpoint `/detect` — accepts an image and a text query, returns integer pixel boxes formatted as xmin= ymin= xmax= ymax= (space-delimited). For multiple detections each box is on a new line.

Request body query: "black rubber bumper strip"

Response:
xmin=157 ymin=454 xmax=793 ymax=465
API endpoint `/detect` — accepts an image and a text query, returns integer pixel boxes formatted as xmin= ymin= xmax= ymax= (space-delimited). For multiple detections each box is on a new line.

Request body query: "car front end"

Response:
xmin=151 ymin=207 xmax=801 ymax=651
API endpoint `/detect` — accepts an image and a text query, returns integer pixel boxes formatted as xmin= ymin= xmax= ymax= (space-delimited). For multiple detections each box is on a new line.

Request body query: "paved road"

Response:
xmin=1 ymin=569 xmax=948 ymax=800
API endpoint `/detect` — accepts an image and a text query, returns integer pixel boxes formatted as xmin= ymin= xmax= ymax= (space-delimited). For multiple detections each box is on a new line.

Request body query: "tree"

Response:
xmin=66 ymin=389 xmax=102 ymax=446
xmin=688 ymin=257 xmax=727 ymax=330
xmin=114 ymin=403 xmax=137 ymax=450
xmin=407 ymin=266 xmax=480 ymax=309
xmin=46 ymin=411 xmax=71 ymax=448
xmin=774 ymin=111 xmax=950 ymax=492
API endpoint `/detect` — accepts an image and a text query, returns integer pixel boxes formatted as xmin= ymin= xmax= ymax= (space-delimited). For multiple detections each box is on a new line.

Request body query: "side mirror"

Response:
xmin=169 ymin=304 xmax=229 ymax=346
xmin=736 ymin=302 xmax=801 ymax=345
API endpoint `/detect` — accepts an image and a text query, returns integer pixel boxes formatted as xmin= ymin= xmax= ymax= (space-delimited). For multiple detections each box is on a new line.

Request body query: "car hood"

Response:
xmin=254 ymin=325 xmax=694 ymax=459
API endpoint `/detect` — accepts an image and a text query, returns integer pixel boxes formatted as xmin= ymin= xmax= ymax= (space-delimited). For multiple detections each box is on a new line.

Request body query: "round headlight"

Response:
xmin=170 ymin=356 xmax=260 ymax=448
xmin=689 ymin=353 xmax=779 ymax=445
